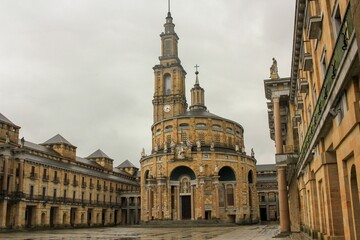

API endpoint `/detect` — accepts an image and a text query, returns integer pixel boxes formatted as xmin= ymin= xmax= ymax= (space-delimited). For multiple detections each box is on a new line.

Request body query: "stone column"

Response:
xmin=278 ymin=166 xmax=290 ymax=233
xmin=200 ymin=181 xmax=205 ymax=219
xmin=177 ymin=186 xmax=181 ymax=220
xmin=212 ymin=176 xmax=220 ymax=219
xmin=134 ymin=197 xmax=138 ymax=224
xmin=191 ymin=185 xmax=194 ymax=220
xmin=2 ymin=155 xmax=9 ymax=193
xmin=273 ymin=96 xmax=283 ymax=154
xmin=18 ymin=159 xmax=24 ymax=194
xmin=158 ymin=183 xmax=163 ymax=220
xmin=0 ymin=200 xmax=7 ymax=228
xmin=126 ymin=197 xmax=130 ymax=224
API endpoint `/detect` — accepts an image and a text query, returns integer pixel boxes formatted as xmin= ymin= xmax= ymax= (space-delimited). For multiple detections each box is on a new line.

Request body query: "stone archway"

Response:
xmin=218 ymin=166 xmax=236 ymax=209
xmin=41 ymin=212 xmax=46 ymax=226
xmin=169 ymin=166 xmax=196 ymax=220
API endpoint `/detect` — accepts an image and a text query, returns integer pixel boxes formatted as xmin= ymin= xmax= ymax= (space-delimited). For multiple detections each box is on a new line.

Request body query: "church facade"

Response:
xmin=140 ymin=10 xmax=258 ymax=224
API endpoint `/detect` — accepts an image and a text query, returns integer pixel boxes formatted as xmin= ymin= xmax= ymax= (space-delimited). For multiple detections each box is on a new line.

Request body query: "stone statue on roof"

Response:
xmin=270 ymin=58 xmax=279 ymax=79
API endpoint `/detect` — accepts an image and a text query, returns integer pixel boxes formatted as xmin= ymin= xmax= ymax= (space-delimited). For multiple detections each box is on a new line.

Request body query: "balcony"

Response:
xmin=297 ymin=96 xmax=304 ymax=110
xmin=110 ymin=187 xmax=114 ymax=193
xmin=104 ymin=186 xmax=108 ymax=192
xmin=97 ymin=185 xmax=101 ymax=191
xmin=72 ymin=180 xmax=79 ymax=187
xmin=64 ymin=179 xmax=70 ymax=186
xmin=42 ymin=175 xmax=49 ymax=182
xmin=29 ymin=173 xmax=38 ymax=180
xmin=53 ymin=177 xmax=60 ymax=184
xmin=81 ymin=182 xmax=87 ymax=188
xmin=307 ymin=16 xmax=322 ymax=40
xmin=302 ymin=53 xmax=313 ymax=71
xmin=89 ymin=183 xmax=94 ymax=189
xmin=299 ymin=80 xmax=309 ymax=93
xmin=298 ymin=5 xmax=355 ymax=170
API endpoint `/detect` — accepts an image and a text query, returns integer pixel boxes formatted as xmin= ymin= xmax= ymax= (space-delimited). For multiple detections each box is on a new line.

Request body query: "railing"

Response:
xmin=110 ymin=187 xmax=114 ymax=192
xmin=42 ymin=175 xmax=49 ymax=182
xmin=104 ymin=186 xmax=108 ymax=192
xmin=53 ymin=177 xmax=60 ymax=184
xmin=97 ymin=185 xmax=101 ymax=191
xmin=29 ymin=173 xmax=38 ymax=180
xmin=297 ymin=5 xmax=354 ymax=170
xmin=89 ymin=183 xmax=94 ymax=189
xmin=64 ymin=179 xmax=70 ymax=185
xmin=81 ymin=182 xmax=87 ymax=188
xmin=72 ymin=180 xmax=79 ymax=187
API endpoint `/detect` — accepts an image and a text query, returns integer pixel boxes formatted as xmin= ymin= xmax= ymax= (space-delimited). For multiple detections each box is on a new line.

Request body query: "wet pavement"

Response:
xmin=0 ymin=224 xmax=283 ymax=240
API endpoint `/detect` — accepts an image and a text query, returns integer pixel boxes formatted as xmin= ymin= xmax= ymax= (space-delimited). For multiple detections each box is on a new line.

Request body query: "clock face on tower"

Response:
xmin=163 ymin=105 xmax=171 ymax=112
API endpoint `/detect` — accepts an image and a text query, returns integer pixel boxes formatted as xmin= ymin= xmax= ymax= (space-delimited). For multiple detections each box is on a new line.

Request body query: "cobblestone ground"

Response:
xmin=0 ymin=224 xmax=290 ymax=240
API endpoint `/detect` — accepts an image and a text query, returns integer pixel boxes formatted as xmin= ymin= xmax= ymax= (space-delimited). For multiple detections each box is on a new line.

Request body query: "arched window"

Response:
xmin=196 ymin=123 xmax=207 ymax=129
xmin=179 ymin=123 xmax=189 ymax=130
xmin=248 ymin=170 xmax=253 ymax=184
xmin=212 ymin=124 xmax=222 ymax=131
xmin=226 ymin=127 xmax=234 ymax=134
xmin=164 ymin=74 xmax=171 ymax=95
xmin=164 ymin=125 xmax=173 ymax=132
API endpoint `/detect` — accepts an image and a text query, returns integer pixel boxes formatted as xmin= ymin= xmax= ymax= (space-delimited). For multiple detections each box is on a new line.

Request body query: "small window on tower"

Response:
xmin=164 ymin=74 xmax=171 ymax=95
xmin=165 ymin=40 xmax=171 ymax=56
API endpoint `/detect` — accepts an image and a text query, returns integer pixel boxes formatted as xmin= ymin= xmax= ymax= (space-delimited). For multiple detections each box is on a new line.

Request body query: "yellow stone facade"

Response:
xmin=0 ymin=114 xmax=140 ymax=229
xmin=264 ymin=0 xmax=360 ymax=239
xmin=140 ymin=10 xmax=258 ymax=224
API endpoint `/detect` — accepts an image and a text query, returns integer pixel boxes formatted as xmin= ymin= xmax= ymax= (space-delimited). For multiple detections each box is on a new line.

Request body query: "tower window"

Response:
xmin=164 ymin=74 xmax=171 ymax=95
xmin=196 ymin=123 xmax=207 ymax=130
xmin=165 ymin=40 xmax=171 ymax=56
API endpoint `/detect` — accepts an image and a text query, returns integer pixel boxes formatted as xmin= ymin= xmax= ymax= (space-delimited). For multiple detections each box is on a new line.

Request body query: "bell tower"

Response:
xmin=152 ymin=4 xmax=187 ymax=123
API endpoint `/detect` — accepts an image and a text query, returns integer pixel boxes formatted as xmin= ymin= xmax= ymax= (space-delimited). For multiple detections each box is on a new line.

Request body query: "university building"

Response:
xmin=264 ymin=0 xmax=360 ymax=239
xmin=0 ymin=113 xmax=140 ymax=229
xmin=256 ymin=164 xmax=278 ymax=222
xmin=139 ymin=9 xmax=258 ymax=224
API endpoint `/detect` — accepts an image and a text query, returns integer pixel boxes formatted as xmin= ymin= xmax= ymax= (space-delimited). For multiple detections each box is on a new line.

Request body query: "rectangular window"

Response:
xmin=332 ymin=3 xmax=341 ymax=40
xmin=165 ymin=40 xmax=171 ymax=56
xmin=63 ymin=189 xmax=67 ymax=200
xmin=226 ymin=185 xmax=234 ymax=206
xmin=42 ymin=187 xmax=46 ymax=200
xmin=73 ymin=191 xmax=76 ymax=202
xmin=218 ymin=185 xmax=225 ymax=207
xmin=336 ymin=91 xmax=348 ymax=125
xmin=53 ymin=189 xmax=57 ymax=200
xmin=320 ymin=49 xmax=327 ymax=80
xmin=89 ymin=193 xmax=92 ymax=203
xmin=198 ymin=133 xmax=205 ymax=145
xmin=30 ymin=185 xmax=34 ymax=199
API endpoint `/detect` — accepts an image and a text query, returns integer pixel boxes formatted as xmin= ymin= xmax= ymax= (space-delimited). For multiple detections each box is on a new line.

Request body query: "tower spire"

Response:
xmin=190 ymin=66 xmax=207 ymax=111
xmin=168 ymin=0 xmax=170 ymax=13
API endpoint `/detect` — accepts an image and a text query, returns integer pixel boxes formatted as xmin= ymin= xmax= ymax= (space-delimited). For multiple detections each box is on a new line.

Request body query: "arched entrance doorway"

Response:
xmin=218 ymin=166 xmax=236 ymax=222
xmin=170 ymin=166 xmax=196 ymax=220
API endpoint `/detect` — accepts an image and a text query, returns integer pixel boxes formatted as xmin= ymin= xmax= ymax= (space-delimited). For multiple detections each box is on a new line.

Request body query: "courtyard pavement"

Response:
xmin=0 ymin=224 xmax=298 ymax=240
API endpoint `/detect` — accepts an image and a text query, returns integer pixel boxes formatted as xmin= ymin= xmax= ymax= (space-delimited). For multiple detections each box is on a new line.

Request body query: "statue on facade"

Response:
xmin=158 ymin=163 xmax=162 ymax=175
xmin=5 ymin=132 xmax=10 ymax=143
xmin=199 ymin=164 xmax=204 ymax=174
xmin=196 ymin=140 xmax=201 ymax=151
xmin=154 ymin=143 xmax=158 ymax=153
xmin=270 ymin=57 xmax=279 ymax=79
xmin=251 ymin=148 xmax=255 ymax=158
xmin=235 ymin=144 xmax=240 ymax=152
xmin=20 ymin=137 xmax=25 ymax=147
xmin=214 ymin=163 xmax=219 ymax=174
xmin=210 ymin=142 xmax=215 ymax=151
xmin=164 ymin=142 xmax=168 ymax=153
xmin=141 ymin=148 xmax=146 ymax=157
xmin=176 ymin=143 xmax=185 ymax=159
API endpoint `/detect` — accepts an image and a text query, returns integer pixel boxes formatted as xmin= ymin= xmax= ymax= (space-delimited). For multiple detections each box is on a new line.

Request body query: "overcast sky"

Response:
xmin=0 ymin=0 xmax=295 ymax=167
